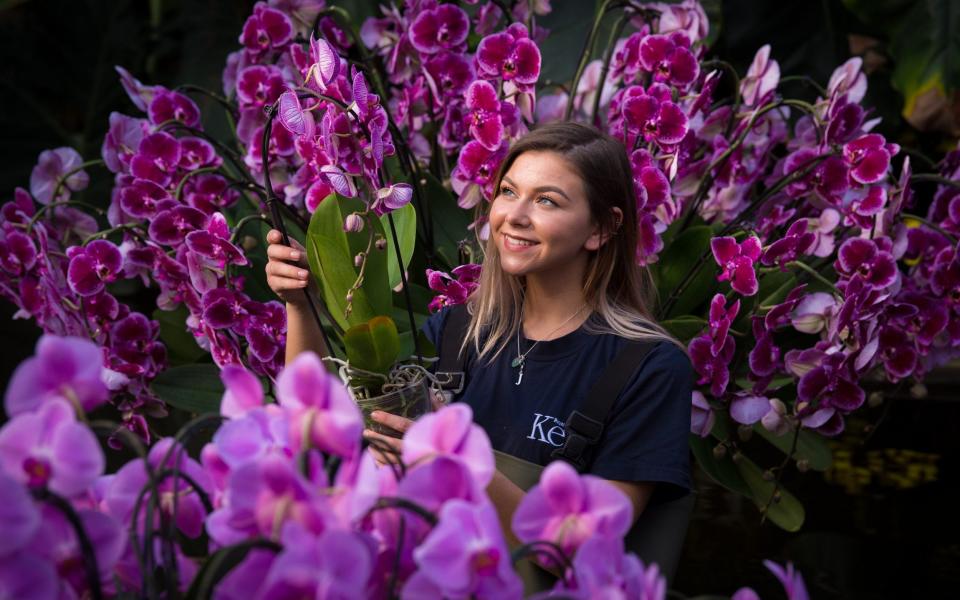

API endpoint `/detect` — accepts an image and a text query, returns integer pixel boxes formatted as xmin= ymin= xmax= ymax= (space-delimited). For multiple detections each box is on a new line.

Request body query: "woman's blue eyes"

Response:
xmin=499 ymin=188 xmax=558 ymax=207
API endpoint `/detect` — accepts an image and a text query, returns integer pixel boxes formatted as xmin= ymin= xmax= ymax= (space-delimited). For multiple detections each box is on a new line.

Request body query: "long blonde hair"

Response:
xmin=462 ymin=122 xmax=684 ymax=361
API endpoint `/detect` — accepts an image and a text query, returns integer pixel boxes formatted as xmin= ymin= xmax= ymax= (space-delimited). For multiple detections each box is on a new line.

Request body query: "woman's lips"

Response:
xmin=502 ymin=232 xmax=539 ymax=252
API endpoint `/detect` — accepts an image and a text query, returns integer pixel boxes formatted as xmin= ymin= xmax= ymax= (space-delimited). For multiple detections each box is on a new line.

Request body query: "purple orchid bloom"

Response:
xmin=101 ymin=112 xmax=149 ymax=174
xmin=25 ymin=504 xmax=126 ymax=597
xmin=276 ymin=351 xmax=363 ymax=458
xmin=29 ymin=147 xmax=90 ymax=205
xmin=0 ymin=231 xmax=37 ymax=276
xmin=828 ymin=57 xmax=867 ymax=104
xmin=689 ymin=333 xmax=735 ymax=397
xmin=707 ymin=293 xmax=740 ymax=355
xmin=220 ymin=363 xmax=265 ymax=418
xmin=182 ymin=173 xmax=239 ymax=213
xmin=130 ymin=131 xmax=182 ymax=187
xmin=240 ymin=1 xmax=294 ymax=55
xmin=308 ymin=36 xmax=341 ymax=89
xmin=464 ymin=80 xmax=516 ymax=151
xmin=764 ymin=560 xmax=810 ymax=600
xmin=711 ymin=235 xmax=762 ymax=296
xmin=115 ymin=65 xmax=160 ymax=112
xmin=452 ymin=140 xmax=508 ymax=208
xmin=843 ymin=133 xmax=897 ymax=185
xmin=426 ymin=266 xmax=480 ymax=312
xmin=795 ymin=351 xmax=865 ymax=419
xmin=277 ymin=90 xmax=316 ymax=139
xmin=372 ymin=182 xmax=413 ymax=216
xmin=236 ymin=65 xmax=285 ymax=108
xmin=148 ymin=89 xmax=201 ymax=127
xmin=407 ymin=500 xmax=522 ymax=600
xmin=403 ymin=403 xmax=494 ymax=487
xmin=690 ymin=391 xmax=715 ymax=437
xmin=0 ymin=398 xmax=104 ymax=496
xmin=258 ymin=524 xmax=374 ymax=600
xmin=835 ymin=237 xmax=898 ymax=289
xmin=0 ymin=472 xmax=40 ymax=557
xmin=244 ymin=300 xmax=286 ymax=364
xmin=639 ymin=32 xmax=699 ymax=88
xmin=149 ymin=205 xmax=207 ymax=245
xmin=409 ymin=3 xmax=470 ymax=55
xmin=104 ymin=437 xmax=211 ymax=539
xmin=185 ymin=213 xmax=248 ymax=269
xmin=748 ymin=315 xmax=781 ymax=380
xmin=761 ymin=219 xmax=816 ymax=268
xmin=784 ymin=150 xmax=849 ymax=204
xmin=740 ymin=45 xmax=780 ymax=107
xmin=622 ymin=89 xmax=688 ymax=148
xmin=206 ymin=454 xmax=323 ymax=544
xmin=108 ymin=312 xmax=166 ymax=378
xmin=119 ymin=178 xmax=171 ymax=219
xmin=512 ymin=460 xmax=633 ymax=558
xmin=66 ymin=239 xmax=123 ymax=297
xmin=4 ymin=334 xmax=108 ymax=416
xmin=179 ymin=136 xmax=220 ymax=170
xmin=791 ymin=291 xmax=838 ymax=334
xmin=562 ymin=535 xmax=666 ymax=600
xmin=730 ymin=391 xmax=774 ymax=425
xmin=424 ymin=51 xmax=475 ymax=101
xmin=476 ymin=23 xmax=542 ymax=89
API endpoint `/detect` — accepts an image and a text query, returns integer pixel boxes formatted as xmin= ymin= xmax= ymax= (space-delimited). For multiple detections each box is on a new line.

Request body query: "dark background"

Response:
xmin=0 ymin=1 xmax=957 ymax=597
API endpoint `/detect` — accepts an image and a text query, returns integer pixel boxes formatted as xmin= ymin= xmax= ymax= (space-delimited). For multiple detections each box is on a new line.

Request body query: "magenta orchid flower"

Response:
xmin=104 ymin=437 xmax=212 ymax=538
xmin=29 ymin=147 xmax=90 ymax=204
xmin=403 ymin=403 xmax=495 ymax=486
xmin=148 ymin=89 xmax=201 ymax=127
xmin=372 ymin=182 xmax=413 ymax=216
xmin=240 ymin=2 xmax=293 ymax=55
xmin=764 ymin=560 xmax=810 ymax=600
xmin=843 ymin=133 xmax=897 ymax=185
xmin=689 ymin=333 xmax=735 ymax=397
xmin=639 ymin=32 xmax=699 ymax=88
xmin=464 ymin=80 xmax=517 ymax=151
xmin=276 ymin=351 xmax=363 ymax=458
xmin=511 ymin=460 xmax=633 ymax=557
xmin=409 ymin=3 xmax=470 ymax=55
xmin=761 ymin=219 xmax=816 ymax=268
xmin=562 ymin=535 xmax=666 ymax=600
xmin=407 ymin=500 xmax=522 ymax=600
xmin=101 ymin=112 xmax=148 ymax=174
xmin=0 ymin=398 xmax=104 ymax=496
xmin=622 ymin=90 xmax=688 ymax=148
xmin=835 ymin=237 xmax=898 ymax=289
xmin=452 ymin=140 xmax=508 ymax=208
xmin=476 ymin=23 xmax=542 ymax=89
xmin=66 ymin=239 xmax=123 ymax=297
xmin=309 ymin=36 xmax=341 ymax=88
xmin=4 ymin=335 xmax=108 ymax=417
xmin=236 ymin=65 xmax=285 ymax=108
xmin=690 ymin=391 xmax=715 ymax=437
xmin=740 ymin=45 xmax=780 ymax=107
xmin=711 ymin=235 xmax=762 ymax=296
xmin=130 ymin=131 xmax=181 ymax=186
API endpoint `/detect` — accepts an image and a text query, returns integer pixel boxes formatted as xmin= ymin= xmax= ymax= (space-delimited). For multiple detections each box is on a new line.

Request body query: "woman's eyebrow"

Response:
xmin=502 ymin=176 xmax=571 ymax=201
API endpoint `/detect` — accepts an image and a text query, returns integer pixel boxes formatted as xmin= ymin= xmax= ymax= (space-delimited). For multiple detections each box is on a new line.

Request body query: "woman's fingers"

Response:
xmin=266 ymin=261 xmax=310 ymax=282
xmin=370 ymin=411 xmax=413 ymax=434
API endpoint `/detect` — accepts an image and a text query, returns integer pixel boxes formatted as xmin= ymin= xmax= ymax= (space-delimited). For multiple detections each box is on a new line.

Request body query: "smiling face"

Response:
xmin=489 ymin=150 xmax=605 ymax=282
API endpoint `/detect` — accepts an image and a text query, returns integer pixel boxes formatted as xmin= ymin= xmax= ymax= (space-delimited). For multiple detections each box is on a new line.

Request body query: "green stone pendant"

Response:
xmin=511 ymin=356 xmax=523 ymax=368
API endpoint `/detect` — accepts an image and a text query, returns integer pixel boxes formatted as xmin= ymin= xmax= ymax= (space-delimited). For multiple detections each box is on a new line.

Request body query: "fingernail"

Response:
xmin=299 ymin=280 xmax=308 ymax=287
xmin=298 ymin=270 xmax=308 ymax=279
xmin=290 ymin=251 xmax=300 ymax=260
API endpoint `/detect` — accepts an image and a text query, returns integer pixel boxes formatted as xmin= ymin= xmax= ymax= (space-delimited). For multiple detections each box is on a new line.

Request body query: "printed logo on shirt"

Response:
xmin=527 ymin=413 xmax=566 ymax=447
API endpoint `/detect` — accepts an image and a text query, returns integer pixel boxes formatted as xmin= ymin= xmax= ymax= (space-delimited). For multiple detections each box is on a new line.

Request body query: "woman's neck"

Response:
xmin=522 ymin=270 xmax=590 ymax=339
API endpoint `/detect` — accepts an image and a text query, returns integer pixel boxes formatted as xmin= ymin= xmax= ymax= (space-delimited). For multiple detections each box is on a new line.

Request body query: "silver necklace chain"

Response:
xmin=512 ymin=303 xmax=587 ymax=385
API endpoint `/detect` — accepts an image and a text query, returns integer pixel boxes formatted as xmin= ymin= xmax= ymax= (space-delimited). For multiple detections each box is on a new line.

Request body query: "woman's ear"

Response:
xmin=584 ymin=207 xmax=623 ymax=251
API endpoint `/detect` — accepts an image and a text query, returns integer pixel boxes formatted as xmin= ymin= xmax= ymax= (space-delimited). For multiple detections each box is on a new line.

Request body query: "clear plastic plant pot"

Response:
xmin=352 ymin=371 xmax=431 ymax=438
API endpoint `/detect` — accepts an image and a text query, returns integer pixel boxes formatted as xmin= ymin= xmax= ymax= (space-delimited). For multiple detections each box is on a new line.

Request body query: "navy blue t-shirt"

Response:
xmin=423 ymin=307 xmax=693 ymax=498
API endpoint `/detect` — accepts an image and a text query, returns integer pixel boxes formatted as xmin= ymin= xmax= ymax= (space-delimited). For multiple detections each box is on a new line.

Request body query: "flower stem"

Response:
xmin=50 ymin=159 xmax=104 ymax=207
xmin=32 ymin=488 xmax=104 ymax=600
xmin=901 ymin=212 xmax=959 ymax=243
xmin=787 ymin=260 xmax=838 ymax=294
xmin=564 ymin=0 xmax=618 ymax=121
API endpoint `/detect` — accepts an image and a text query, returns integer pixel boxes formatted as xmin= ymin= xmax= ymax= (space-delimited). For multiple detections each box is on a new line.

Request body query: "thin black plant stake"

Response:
xmin=262 ymin=102 xmax=335 ymax=358
xmin=32 ymin=488 xmax=105 ymax=600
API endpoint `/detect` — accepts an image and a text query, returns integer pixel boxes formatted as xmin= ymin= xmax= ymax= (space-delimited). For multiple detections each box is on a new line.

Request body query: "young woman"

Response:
xmin=266 ymin=121 xmax=693 ymax=577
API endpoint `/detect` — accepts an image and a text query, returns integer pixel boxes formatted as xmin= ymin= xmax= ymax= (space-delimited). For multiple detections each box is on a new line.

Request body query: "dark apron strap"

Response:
xmin=434 ymin=304 xmax=471 ymax=393
xmin=552 ymin=339 xmax=655 ymax=471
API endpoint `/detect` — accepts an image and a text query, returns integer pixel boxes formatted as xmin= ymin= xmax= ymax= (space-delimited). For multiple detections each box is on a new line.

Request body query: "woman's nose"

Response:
xmin=504 ymin=196 xmax=531 ymax=227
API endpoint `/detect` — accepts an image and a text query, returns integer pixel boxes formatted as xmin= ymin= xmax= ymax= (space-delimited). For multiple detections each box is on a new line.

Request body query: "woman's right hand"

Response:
xmin=265 ymin=229 xmax=314 ymax=305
